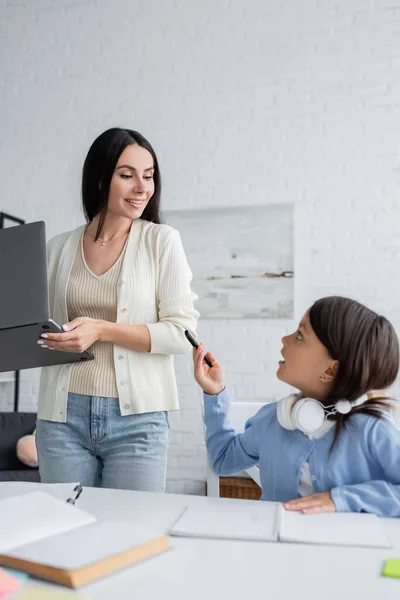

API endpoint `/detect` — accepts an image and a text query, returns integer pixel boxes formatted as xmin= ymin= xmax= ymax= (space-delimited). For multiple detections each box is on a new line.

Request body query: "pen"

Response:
xmin=184 ymin=330 xmax=213 ymax=368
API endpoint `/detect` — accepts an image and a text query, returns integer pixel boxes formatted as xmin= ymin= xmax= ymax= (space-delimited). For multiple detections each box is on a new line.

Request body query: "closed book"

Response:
xmin=0 ymin=521 xmax=169 ymax=588
xmin=0 ymin=490 xmax=169 ymax=588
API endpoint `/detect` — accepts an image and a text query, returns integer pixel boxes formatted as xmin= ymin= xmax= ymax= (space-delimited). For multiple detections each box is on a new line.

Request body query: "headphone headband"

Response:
xmin=277 ymin=392 xmax=374 ymax=435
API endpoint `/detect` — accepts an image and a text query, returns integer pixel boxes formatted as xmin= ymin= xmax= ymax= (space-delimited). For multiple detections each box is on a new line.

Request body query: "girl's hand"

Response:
xmin=193 ymin=343 xmax=226 ymax=396
xmin=37 ymin=317 xmax=102 ymax=353
xmin=283 ymin=492 xmax=336 ymax=514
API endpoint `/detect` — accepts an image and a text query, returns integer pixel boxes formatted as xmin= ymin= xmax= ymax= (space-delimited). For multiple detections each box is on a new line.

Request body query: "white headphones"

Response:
xmin=277 ymin=393 xmax=371 ymax=435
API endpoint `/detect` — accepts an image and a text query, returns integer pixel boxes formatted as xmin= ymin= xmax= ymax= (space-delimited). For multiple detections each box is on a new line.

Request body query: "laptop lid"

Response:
xmin=0 ymin=221 xmax=50 ymax=329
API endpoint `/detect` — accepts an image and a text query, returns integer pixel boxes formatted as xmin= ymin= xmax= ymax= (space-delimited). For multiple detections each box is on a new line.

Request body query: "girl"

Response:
xmin=193 ymin=296 xmax=400 ymax=516
xmin=36 ymin=128 xmax=199 ymax=491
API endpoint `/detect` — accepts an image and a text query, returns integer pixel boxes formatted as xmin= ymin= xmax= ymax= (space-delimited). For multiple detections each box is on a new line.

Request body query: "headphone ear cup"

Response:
xmin=276 ymin=394 xmax=299 ymax=430
xmin=292 ymin=398 xmax=326 ymax=434
xmin=335 ymin=400 xmax=352 ymax=414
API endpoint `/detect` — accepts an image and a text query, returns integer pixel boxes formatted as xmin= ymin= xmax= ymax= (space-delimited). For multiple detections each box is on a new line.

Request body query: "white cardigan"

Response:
xmin=38 ymin=219 xmax=199 ymax=422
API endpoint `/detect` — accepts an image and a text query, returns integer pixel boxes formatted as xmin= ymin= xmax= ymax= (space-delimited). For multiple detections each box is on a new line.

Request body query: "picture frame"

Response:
xmin=164 ymin=205 xmax=294 ymax=319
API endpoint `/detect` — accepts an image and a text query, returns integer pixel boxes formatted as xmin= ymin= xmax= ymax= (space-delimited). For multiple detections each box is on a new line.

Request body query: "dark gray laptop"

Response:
xmin=0 ymin=221 xmax=94 ymax=372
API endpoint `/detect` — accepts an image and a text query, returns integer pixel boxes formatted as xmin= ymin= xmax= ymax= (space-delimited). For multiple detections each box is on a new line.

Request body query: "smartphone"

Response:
xmin=184 ymin=330 xmax=213 ymax=368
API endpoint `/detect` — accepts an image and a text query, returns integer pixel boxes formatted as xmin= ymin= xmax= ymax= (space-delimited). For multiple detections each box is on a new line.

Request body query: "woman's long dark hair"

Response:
xmin=81 ymin=128 xmax=162 ymax=240
xmin=309 ymin=296 xmax=399 ymax=448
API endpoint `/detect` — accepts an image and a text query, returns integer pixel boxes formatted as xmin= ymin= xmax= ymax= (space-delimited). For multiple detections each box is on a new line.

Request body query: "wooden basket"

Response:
xmin=219 ymin=476 xmax=261 ymax=501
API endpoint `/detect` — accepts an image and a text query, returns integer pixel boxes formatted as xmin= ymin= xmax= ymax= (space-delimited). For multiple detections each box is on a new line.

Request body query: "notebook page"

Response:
xmin=279 ymin=510 xmax=391 ymax=548
xmin=0 ymin=491 xmax=96 ymax=553
xmin=169 ymin=501 xmax=280 ymax=541
xmin=0 ymin=482 xmax=80 ymax=503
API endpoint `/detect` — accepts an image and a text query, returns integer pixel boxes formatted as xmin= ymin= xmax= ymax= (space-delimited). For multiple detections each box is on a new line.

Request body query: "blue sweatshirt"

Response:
xmin=204 ymin=388 xmax=400 ymax=517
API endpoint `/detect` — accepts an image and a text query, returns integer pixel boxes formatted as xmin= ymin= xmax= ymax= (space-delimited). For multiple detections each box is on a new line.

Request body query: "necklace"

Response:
xmin=86 ymin=230 xmax=129 ymax=247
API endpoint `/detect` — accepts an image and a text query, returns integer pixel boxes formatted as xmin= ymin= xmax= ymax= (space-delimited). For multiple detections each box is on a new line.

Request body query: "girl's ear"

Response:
xmin=323 ymin=361 xmax=338 ymax=382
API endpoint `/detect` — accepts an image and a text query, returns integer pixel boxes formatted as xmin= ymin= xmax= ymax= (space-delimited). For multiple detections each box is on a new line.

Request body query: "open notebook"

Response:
xmin=169 ymin=501 xmax=391 ymax=548
xmin=0 ymin=491 xmax=169 ymax=588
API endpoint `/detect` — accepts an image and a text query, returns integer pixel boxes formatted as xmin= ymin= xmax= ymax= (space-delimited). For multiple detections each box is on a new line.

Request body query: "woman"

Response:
xmin=36 ymin=128 xmax=199 ymax=491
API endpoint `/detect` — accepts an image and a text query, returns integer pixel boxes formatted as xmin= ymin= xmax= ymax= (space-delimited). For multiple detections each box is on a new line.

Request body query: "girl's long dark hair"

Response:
xmin=309 ymin=296 xmax=399 ymax=449
xmin=81 ymin=128 xmax=162 ymax=240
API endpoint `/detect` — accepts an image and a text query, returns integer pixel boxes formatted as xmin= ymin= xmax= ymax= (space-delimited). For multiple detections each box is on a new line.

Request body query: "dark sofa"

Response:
xmin=0 ymin=412 xmax=40 ymax=482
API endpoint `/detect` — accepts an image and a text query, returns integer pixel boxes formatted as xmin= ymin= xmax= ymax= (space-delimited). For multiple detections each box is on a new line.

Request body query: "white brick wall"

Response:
xmin=1 ymin=0 xmax=400 ymax=494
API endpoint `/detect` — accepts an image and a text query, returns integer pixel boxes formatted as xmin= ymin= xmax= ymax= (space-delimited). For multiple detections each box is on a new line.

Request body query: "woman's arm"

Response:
xmin=100 ymin=322 xmax=151 ymax=352
xmin=145 ymin=228 xmax=199 ymax=354
xmin=39 ymin=228 xmax=199 ymax=354
xmin=39 ymin=317 xmax=152 ymax=353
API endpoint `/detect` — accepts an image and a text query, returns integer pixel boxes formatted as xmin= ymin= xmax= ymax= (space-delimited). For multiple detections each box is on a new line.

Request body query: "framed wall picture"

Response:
xmin=164 ymin=204 xmax=294 ymax=319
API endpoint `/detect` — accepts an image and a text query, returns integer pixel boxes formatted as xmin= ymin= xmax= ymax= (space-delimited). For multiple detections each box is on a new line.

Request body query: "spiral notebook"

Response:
xmin=169 ymin=501 xmax=391 ymax=548
xmin=0 ymin=490 xmax=169 ymax=588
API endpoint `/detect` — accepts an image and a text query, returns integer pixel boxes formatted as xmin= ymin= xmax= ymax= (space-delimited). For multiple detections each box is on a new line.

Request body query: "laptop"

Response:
xmin=0 ymin=221 xmax=94 ymax=372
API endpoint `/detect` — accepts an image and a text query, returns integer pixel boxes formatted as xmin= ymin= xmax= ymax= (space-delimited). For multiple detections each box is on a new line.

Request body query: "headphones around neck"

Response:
xmin=277 ymin=393 xmax=371 ymax=435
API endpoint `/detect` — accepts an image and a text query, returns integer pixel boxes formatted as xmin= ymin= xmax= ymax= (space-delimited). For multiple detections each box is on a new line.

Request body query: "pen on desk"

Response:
xmin=184 ymin=330 xmax=213 ymax=368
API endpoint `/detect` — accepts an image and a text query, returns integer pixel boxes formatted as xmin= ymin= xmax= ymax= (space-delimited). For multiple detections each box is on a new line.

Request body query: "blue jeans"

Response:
xmin=36 ymin=393 xmax=169 ymax=491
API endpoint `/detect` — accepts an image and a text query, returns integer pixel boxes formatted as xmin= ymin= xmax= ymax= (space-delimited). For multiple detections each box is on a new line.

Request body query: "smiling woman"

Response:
xmin=35 ymin=128 xmax=199 ymax=492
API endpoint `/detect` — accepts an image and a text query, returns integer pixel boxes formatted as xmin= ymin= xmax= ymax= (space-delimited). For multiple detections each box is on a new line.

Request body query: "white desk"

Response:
xmin=1 ymin=482 xmax=400 ymax=599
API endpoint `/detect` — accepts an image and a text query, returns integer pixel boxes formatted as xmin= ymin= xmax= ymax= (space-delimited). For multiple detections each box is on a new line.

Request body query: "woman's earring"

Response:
xmin=320 ymin=375 xmax=324 ymax=381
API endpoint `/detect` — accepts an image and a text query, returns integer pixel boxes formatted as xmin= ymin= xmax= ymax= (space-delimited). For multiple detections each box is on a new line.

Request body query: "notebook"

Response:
xmin=0 ymin=491 xmax=169 ymax=588
xmin=169 ymin=501 xmax=391 ymax=548
xmin=0 ymin=482 xmax=82 ymax=503
xmin=10 ymin=588 xmax=86 ymax=599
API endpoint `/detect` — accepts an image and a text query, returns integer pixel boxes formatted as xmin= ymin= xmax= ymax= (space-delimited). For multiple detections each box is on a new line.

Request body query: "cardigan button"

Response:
xmin=121 ymin=308 xmax=127 ymax=313
xmin=118 ymin=354 xmax=124 ymax=360
xmin=124 ymin=404 xmax=130 ymax=410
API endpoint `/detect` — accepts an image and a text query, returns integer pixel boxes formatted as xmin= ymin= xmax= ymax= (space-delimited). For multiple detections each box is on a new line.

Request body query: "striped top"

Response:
xmin=66 ymin=233 xmax=127 ymax=397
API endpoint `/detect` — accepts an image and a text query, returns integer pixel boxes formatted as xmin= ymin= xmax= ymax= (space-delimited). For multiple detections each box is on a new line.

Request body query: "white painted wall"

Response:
xmin=1 ymin=0 xmax=400 ymax=494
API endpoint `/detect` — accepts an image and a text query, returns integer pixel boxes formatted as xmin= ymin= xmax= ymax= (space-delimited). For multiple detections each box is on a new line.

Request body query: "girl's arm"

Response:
xmin=204 ymin=387 xmax=266 ymax=475
xmin=193 ymin=344 xmax=265 ymax=476
xmin=330 ymin=416 xmax=400 ymax=517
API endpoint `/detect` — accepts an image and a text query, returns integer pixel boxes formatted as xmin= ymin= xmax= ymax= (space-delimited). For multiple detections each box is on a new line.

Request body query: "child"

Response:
xmin=193 ymin=296 xmax=400 ymax=517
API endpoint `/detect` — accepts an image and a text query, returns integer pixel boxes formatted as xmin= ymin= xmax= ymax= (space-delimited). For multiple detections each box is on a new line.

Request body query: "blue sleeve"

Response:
xmin=331 ymin=415 xmax=400 ymax=517
xmin=203 ymin=388 xmax=270 ymax=476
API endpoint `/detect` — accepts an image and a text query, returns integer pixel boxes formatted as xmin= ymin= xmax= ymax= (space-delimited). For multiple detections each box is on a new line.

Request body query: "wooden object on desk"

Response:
xmin=0 ymin=521 xmax=170 ymax=589
xmin=0 ymin=491 xmax=169 ymax=589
